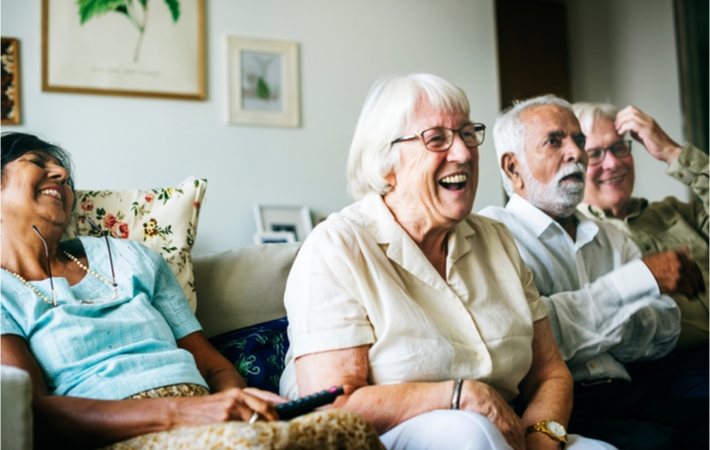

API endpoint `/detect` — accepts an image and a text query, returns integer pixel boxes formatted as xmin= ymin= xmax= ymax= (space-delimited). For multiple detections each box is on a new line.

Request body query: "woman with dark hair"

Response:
xmin=0 ymin=132 xmax=382 ymax=449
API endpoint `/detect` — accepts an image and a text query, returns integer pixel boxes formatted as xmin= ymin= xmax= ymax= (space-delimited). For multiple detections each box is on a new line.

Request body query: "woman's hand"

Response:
xmin=243 ymin=387 xmax=289 ymax=406
xmin=526 ymin=431 xmax=564 ymax=450
xmin=459 ymin=380 xmax=525 ymax=450
xmin=171 ymin=387 xmax=280 ymax=426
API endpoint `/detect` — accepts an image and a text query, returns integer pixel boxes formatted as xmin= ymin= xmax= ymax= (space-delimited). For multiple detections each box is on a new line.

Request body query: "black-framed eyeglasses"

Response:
xmin=32 ymin=217 xmax=118 ymax=306
xmin=391 ymin=123 xmax=486 ymax=152
xmin=586 ymin=140 xmax=632 ymax=166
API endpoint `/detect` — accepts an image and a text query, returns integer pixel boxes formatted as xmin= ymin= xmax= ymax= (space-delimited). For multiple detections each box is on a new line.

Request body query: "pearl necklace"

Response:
xmin=3 ymin=251 xmax=118 ymax=307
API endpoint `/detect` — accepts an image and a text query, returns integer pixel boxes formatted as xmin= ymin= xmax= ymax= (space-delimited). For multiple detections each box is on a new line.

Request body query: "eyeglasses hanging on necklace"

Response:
xmin=5 ymin=220 xmax=120 ymax=307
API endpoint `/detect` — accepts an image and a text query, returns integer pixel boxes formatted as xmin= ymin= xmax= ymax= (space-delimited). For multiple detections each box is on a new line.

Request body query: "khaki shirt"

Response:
xmin=578 ymin=143 xmax=709 ymax=349
xmin=280 ymin=193 xmax=547 ymax=401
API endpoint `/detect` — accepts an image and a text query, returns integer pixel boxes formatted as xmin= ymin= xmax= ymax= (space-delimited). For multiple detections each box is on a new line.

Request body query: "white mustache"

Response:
xmin=554 ymin=162 xmax=587 ymax=185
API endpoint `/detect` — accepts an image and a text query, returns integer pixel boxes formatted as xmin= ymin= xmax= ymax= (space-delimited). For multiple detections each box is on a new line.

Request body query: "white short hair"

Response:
xmin=572 ymin=102 xmax=619 ymax=136
xmin=347 ymin=73 xmax=470 ymax=200
xmin=493 ymin=95 xmax=574 ymax=197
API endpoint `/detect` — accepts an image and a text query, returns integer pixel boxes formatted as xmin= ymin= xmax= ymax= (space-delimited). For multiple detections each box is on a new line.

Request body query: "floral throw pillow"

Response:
xmin=61 ymin=178 xmax=207 ymax=312
xmin=209 ymin=317 xmax=290 ymax=394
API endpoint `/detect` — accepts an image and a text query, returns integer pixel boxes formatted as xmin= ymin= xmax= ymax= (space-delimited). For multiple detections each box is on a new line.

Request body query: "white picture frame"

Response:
xmin=254 ymin=205 xmax=313 ymax=242
xmin=227 ymin=36 xmax=300 ymax=127
xmin=253 ymin=231 xmax=296 ymax=245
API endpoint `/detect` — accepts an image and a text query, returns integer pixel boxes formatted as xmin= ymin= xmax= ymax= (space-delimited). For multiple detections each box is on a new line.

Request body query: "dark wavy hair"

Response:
xmin=1 ymin=132 xmax=75 ymax=191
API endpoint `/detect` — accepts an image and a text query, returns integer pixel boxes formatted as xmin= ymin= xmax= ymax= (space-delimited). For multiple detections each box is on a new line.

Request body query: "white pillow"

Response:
xmin=62 ymin=178 xmax=207 ymax=312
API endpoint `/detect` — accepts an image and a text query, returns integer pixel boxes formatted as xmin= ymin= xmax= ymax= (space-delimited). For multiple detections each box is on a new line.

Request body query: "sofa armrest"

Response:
xmin=193 ymin=242 xmax=300 ymax=338
xmin=1 ymin=364 xmax=33 ymax=450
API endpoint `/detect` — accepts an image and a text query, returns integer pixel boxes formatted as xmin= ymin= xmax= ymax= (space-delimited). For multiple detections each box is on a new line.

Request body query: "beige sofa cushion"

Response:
xmin=193 ymin=243 xmax=300 ymax=338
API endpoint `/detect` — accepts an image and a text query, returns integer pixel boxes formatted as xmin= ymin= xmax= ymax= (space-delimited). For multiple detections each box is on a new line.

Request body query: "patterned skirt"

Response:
xmin=102 ymin=384 xmax=384 ymax=450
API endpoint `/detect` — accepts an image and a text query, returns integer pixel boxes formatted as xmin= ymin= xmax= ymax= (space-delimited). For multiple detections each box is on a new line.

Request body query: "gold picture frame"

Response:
xmin=227 ymin=36 xmax=300 ymax=127
xmin=42 ymin=0 xmax=205 ymax=100
xmin=1 ymin=37 xmax=21 ymax=125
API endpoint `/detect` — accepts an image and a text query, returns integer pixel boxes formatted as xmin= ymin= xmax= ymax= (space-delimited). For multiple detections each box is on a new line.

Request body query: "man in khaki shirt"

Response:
xmin=573 ymin=103 xmax=708 ymax=448
xmin=573 ymin=103 xmax=708 ymax=350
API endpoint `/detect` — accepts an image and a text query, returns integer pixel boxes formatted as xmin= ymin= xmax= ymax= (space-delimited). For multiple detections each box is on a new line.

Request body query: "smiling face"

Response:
xmin=582 ymin=117 xmax=635 ymax=217
xmin=384 ymin=100 xmax=478 ymax=234
xmin=1 ymin=151 xmax=75 ymax=231
xmin=518 ymin=104 xmax=588 ymax=218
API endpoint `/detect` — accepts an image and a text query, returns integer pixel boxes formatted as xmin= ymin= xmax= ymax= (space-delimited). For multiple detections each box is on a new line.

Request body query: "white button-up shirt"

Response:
xmin=280 ymin=193 xmax=547 ymax=400
xmin=480 ymin=194 xmax=680 ymax=382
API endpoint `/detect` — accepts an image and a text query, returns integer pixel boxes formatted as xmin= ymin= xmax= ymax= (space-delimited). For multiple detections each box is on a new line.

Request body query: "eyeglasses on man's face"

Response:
xmin=391 ymin=123 xmax=486 ymax=152
xmin=586 ymin=140 xmax=632 ymax=166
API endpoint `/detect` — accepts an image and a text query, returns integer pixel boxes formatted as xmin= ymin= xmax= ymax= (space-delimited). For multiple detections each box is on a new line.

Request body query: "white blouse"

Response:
xmin=280 ymin=193 xmax=547 ymax=401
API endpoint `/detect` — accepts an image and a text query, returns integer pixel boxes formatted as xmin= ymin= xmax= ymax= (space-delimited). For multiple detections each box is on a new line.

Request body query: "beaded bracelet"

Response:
xmin=451 ymin=378 xmax=463 ymax=410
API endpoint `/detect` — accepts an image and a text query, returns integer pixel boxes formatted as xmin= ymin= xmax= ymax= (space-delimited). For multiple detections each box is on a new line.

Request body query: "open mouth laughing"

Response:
xmin=39 ymin=188 xmax=63 ymax=201
xmin=439 ymin=173 xmax=468 ymax=191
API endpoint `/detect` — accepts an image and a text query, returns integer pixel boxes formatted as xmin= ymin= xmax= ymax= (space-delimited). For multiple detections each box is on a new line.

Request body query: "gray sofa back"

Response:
xmin=192 ymin=242 xmax=300 ymax=338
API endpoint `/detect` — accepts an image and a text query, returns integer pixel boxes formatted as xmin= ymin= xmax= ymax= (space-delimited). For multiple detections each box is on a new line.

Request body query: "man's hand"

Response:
xmin=460 ymin=380 xmax=525 ymax=450
xmin=615 ymin=106 xmax=682 ymax=164
xmin=642 ymin=249 xmax=706 ymax=297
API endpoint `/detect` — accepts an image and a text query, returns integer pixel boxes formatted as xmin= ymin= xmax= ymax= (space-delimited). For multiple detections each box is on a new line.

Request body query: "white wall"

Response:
xmin=3 ymin=0 xmax=691 ymax=253
xmin=1 ymin=0 xmax=503 ymax=253
xmin=567 ymin=0 xmax=690 ymax=203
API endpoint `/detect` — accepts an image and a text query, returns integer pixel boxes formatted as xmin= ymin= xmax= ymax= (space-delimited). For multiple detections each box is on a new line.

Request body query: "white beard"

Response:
xmin=522 ymin=162 xmax=587 ymax=218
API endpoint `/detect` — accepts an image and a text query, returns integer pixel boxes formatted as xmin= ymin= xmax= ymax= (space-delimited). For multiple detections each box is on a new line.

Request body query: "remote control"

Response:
xmin=275 ymin=385 xmax=345 ymax=420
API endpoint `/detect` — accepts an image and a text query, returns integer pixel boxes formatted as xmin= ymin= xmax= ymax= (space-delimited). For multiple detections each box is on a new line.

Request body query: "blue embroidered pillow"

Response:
xmin=208 ymin=317 xmax=289 ymax=393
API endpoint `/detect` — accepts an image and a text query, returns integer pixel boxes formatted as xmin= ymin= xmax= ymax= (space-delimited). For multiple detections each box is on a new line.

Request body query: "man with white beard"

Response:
xmin=479 ymin=95 xmax=705 ymax=450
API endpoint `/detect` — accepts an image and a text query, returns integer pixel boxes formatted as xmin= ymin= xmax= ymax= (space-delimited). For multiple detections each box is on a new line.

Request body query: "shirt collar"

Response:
xmin=505 ymin=194 xmax=556 ymax=238
xmin=506 ymin=194 xmax=600 ymax=248
xmin=356 ymin=192 xmax=477 ymax=285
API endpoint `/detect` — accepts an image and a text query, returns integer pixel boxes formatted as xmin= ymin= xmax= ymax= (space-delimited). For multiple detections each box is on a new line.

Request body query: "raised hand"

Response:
xmin=615 ymin=106 xmax=682 ymax=164
xmin=642 ymin=248 xmax=706 ymax=297
xmin=460 ymin=379 xmax=525 ymax=450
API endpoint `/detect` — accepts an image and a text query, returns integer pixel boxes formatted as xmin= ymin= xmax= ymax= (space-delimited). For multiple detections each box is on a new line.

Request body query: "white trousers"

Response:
xmin=379 ymin=410 xmax=618 ymax=450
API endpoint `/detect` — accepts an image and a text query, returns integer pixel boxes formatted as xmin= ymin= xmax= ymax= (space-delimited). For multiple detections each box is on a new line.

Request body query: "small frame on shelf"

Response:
xmin=253 ymin=231 xmax=296 ymax=245
xmin=227 ymin=36 xmax=300 ymax=127
xmin=1 ymin=37 xmax=21 ymax=125
xmin=254 ymin=205 xmax=312 ymax=242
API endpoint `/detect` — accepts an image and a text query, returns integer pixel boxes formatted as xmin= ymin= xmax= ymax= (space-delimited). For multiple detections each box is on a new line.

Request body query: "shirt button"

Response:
xmin=475 ymin=353 xmax=484 ymax=362
xmin=590 ymin=362 xmax=597 ymax=369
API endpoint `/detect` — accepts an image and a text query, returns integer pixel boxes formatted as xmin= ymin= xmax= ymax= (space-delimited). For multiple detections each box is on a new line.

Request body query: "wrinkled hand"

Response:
xmin=642 ymin=249 xmax=706 ymax=297
xmin=460 ymin=380 xmax=524 ymax=450
xmin=615 ymin=106 xmax=682 ymax=163
xmin=171 ymin=387 xmax=279 ymax=427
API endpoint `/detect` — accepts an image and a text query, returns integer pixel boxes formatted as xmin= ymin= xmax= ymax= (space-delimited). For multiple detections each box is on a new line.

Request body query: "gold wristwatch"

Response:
xmin=525 ymin=420 xmax=567 ymax=447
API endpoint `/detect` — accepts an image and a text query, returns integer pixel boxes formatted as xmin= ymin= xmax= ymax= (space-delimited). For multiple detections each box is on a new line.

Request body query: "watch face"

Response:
xmin=547 ymin=421 xmax=566 ymax=437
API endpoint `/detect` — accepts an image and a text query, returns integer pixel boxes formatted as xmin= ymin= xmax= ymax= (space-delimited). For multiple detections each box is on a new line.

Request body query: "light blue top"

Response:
xmin=1 ymin=236 xmax=207 ymax=400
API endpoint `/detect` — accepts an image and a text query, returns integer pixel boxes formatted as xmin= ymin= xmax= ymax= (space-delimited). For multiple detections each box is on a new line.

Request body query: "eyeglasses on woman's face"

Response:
xmin=391 ymin=123 xmax=486 ymax=152
xmin=586 ymin=140 xmax=632 ymax=166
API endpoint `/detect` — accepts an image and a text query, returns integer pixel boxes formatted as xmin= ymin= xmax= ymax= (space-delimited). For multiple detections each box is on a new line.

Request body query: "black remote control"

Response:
xmin=275 ymin=386 xmax=345 ymax=420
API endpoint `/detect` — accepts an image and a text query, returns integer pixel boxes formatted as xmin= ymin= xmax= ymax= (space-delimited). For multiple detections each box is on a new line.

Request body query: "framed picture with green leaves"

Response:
xmin=227 ymin=36 xmax=300 ymax=127
xmin=42 ymin=0 xmax=205 ymax=100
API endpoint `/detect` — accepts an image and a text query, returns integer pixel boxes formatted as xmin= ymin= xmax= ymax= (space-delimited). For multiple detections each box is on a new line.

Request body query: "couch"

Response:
xmin=1 ymin=242 xmax=301 ymax=450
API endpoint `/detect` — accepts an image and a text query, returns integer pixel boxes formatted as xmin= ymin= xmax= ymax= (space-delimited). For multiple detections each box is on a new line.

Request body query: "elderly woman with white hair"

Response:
xmin=279 ymin=74 xmax=614 ymax=450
